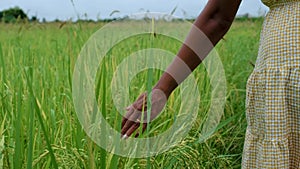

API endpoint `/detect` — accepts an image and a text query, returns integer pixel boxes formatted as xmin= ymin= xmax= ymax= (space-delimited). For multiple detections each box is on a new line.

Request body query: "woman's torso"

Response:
xmin=255 ymin=0 xmax=300 ymax=70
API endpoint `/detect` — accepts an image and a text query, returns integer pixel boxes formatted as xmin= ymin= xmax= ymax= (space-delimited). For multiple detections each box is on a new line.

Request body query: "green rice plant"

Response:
xmin=0 ymin=114 xmax=6 ymax=169
xmin=0 ymin=18 xmax=263 ymax=168
xmin=25 ymin=67 xmax=58 ymax=169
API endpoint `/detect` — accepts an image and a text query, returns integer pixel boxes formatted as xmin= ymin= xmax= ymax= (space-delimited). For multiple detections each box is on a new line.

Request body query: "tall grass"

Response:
xmin=0 ymin=18 xmax=262 ymax=168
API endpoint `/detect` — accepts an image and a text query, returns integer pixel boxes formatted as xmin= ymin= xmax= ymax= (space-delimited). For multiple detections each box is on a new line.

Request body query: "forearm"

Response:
xmin=154 ymin=0 xmax=241 ymax=97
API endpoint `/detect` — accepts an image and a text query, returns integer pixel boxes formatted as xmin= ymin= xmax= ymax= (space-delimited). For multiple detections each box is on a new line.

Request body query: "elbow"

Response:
xmin=217 ymin=19 xmax=232 ymax=32
xmin=213 ymin=14 xmax=234 ymax=32
xmin=195 ymin=9 xmax=236 ymax=45
xmin=202 ymin=17 xmax=233 ymax=45
xmin=194 ymin=0 xmax=240 ymax=45
xmin=209 ymin=14 xmax=235 ymax=44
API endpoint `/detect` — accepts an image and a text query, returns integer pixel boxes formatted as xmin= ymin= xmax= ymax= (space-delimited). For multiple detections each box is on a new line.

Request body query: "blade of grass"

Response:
xmin=170 ymin=6 xmax=178 ymax=16
xmin=0 ymin=43 xmax=7 ymax=116
xmin=145 ymin=17 xmax=156 ymax=169
xmin=0 ymin=113 xmax=6 ymax=169
xmin=26 ymin=104 xmax=34 ymax=169
xmin=108 ymin=107 xmax=120 ymax=169
xmin=14 ymin=80 xmax=23 ymax=169
xmin=0 ymin=44 xmax=6 ymax=85
xmin=197 ymin=112 xmax=240 ymax=143
xmin=100 ymin=63 xmax=107 ymax=169
xmin=26 ymin=67 xmax=34 ymax=169
xmin=87 ymin=138 xmax=95 ymax=169
xmin=0 ymin=134 xmax=4 ymax=169
xmin=25 ymin=69 xmax=58 ymax=169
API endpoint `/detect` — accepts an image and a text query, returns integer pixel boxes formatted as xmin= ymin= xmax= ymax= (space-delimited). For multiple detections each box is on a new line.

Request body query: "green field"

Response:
xmin=0 ymin=18 xmax=263 ymax=169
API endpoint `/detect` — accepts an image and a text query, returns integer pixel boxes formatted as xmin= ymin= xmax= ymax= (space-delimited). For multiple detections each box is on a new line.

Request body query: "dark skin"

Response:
xmin=121 ymin=0 xmax=242 ymax=138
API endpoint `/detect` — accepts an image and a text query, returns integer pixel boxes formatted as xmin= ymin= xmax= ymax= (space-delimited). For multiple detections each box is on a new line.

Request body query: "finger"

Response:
xmin=121 ymin=118 xmax=126 ymax=129
xmin=121 ymin=112 xmax=140 ymax=135
xmin=134 ymin=132 xmax=139 ymax=138
xmin=142 ymin=123 xmax=147 ymax=133
xmin=134 ymin=123 xmax=147 ymax=138
xmin=125 ymin=105 xmax=131 ymax=111
xmin=121 ymin=107 xmax=134 ymax=128
xmin=121 ymin=134 xmax=129 ymax=139
xmin=125 ymin=123 xmax=140 ymax=138
xmin=121 ymin=120 xmax=135 ymax=135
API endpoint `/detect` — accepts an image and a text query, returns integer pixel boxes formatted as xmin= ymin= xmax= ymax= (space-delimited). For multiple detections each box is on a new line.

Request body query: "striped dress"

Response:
xmin=242 ymin=0 xmax=300 ymax=168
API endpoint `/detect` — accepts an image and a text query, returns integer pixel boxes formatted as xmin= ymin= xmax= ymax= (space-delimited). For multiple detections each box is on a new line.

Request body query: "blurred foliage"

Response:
xmin=0 ymin=7 xmax=28 ymax=23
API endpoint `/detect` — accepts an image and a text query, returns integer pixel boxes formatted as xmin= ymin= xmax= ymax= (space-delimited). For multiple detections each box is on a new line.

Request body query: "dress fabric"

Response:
xmin=242 ymin=0 xmax=300 ymax=168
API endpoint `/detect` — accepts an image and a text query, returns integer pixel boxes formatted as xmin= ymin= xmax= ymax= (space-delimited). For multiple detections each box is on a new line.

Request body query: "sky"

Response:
xmin=0 ymin=0 xmax=269 ymax=21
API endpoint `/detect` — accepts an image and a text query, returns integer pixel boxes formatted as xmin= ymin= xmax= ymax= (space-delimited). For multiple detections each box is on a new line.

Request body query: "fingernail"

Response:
xmin=121 ymin=134 xmax=128 ymax=140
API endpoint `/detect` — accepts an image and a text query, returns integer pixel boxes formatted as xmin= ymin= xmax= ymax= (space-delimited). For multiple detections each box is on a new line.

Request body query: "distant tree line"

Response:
xmin=0 ymin=7 xmax=121 ymax=23
xmin=0 ymin=7 xmax=264 ymax=24
xmin=0 ymin=6 xmax=193 ymax=24
xmin=0 ymin=7 xmax=28 ymax=23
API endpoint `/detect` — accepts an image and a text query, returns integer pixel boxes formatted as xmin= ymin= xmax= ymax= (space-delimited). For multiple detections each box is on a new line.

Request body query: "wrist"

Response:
xmin=153 ymin=82 xmax=174 ymax=99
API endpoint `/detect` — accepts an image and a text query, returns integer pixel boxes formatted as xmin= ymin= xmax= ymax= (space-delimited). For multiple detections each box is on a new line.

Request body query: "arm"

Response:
xmin=121 ymin=0 xmax=242 ymax=138
xmin=154 ymin=0 xmax=242 ymax=97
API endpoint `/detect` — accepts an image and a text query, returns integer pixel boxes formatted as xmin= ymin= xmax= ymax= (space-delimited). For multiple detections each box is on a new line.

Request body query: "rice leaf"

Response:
xmin=25 ymin=70 xmax=58 ymax=169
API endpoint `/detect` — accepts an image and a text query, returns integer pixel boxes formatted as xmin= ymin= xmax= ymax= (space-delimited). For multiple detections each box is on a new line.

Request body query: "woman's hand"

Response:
xmin=121 ymin=89 xmax=168 ymax=139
